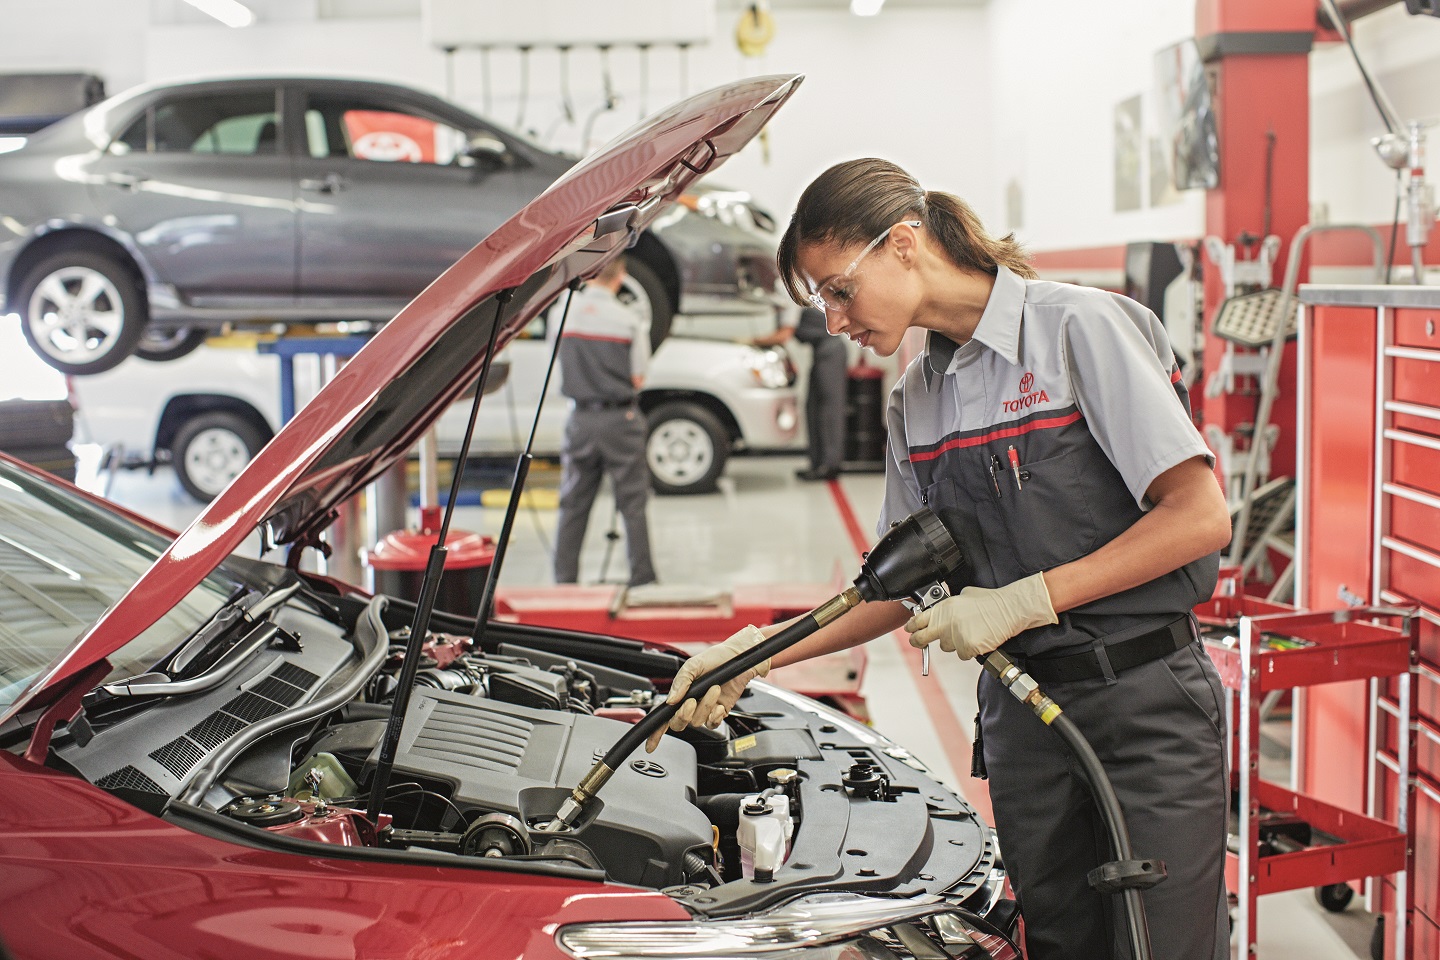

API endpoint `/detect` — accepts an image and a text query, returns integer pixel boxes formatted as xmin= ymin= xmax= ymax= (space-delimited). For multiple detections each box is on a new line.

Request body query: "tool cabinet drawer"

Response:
xmin=1393 ymin=357 xmax=1440 ymax=409
xmin=1392 ymin=439 xmax=1440 ymax=499
xmin=1390 ymin=494 xmax=1440 ymax=557
xmin=1395 ymin=309 xmax=1440 ymax=349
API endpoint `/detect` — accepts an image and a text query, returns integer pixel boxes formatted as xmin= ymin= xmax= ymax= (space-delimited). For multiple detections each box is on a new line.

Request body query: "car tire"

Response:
xmin=19 ymin=249 xmax=149 ymax=376
xmin=136 ymin=326 xmax=209 ymax=363
xmin=172 ymin=411 xmax=265 ymax=502
xmin=645 ymin=401 xmax=728 ymax=495
xmin=620 ymin=255 xmax=673 ymax=352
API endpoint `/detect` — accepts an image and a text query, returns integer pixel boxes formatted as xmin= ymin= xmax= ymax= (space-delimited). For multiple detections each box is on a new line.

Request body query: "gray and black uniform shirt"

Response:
xmin=556 ymin=284 xmax=651 ymax=404
xmin=877 ymin=265 xmax=1218 ymax=659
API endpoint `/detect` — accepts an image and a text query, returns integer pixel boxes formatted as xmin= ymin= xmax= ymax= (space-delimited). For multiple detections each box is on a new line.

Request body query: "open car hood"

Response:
xmin=7 ymin=74 xmax=802 ymax=722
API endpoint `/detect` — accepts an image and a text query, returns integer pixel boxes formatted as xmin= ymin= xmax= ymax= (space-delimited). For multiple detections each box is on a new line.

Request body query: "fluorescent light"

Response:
xmin=851 ymin=0 xmax=885 ymax=14
xmin=181 ymin=0 xmax=255 ymax=27
xmin=0 ymin=137 xmax=26 ymax=154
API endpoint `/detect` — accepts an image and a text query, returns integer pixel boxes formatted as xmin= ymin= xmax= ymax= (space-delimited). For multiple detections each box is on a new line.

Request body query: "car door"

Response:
xmin=291 ymin=85 xmax=534 ymax=315
xmin=87 ymin=85 xmax=296 ymax=305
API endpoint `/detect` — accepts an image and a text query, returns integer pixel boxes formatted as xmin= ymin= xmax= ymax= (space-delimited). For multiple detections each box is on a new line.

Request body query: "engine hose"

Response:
xmin=548 ymin=589 xmax=860 ymax=829
xmin=983 ymin=650 xmax=1157 ymax=960
xmin=599 ymin=589 xmax=859 ymax=772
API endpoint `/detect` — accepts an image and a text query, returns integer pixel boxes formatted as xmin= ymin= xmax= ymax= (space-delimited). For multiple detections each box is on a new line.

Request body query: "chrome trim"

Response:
xmin=1383 ymin=345 xmax=1440 ymax=363
xmin=1384 ymin=400 xmax=1440 ymax=421
xmin=1380 ymin=536 xmax=1440 ymax=570
xmin=1382 ymin=482 xmax=1440 ymax=512
xmin=559 ymin=893 xmax=958 ymax=958
xmin=1383 ymin=427 xmax=1440 ymax=452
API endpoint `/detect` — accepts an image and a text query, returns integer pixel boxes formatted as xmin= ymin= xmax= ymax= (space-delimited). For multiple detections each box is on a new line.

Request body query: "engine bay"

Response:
xmin=55 ymin=587 xmax=999 ymax=918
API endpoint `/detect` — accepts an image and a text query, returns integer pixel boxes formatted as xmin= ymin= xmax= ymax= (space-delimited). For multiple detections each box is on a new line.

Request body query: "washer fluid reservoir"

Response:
xmin=737 ymin=793 xmax=791 ymax=881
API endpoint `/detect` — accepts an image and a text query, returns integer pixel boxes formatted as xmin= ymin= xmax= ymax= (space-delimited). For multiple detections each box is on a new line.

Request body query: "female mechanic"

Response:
xmin=647 ymin=158 xmax=1232 ymax=960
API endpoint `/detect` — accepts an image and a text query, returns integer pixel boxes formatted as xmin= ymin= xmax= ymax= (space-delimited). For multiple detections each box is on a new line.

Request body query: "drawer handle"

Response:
xmin=1428 ymin=317 xmax=1435 ymax=337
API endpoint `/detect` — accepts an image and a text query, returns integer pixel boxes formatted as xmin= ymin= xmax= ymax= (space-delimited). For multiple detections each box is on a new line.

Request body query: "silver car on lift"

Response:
xmin=0 ymin=76 xmax=783 ymax=374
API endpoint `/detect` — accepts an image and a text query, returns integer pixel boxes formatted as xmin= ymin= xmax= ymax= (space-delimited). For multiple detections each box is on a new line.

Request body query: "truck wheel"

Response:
xmin=19 ymin=250 xmax=148 ymax=375
xmin=645 ymin=402 xmax=727 ymax=495
xmin=136 ymin=326 xmax=208 ymax=363
xmin=172 ymin=411 xmax=265 ymax=502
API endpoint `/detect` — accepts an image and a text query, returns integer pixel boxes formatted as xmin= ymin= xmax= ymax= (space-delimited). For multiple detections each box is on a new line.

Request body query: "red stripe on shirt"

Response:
xmin=908 ymin=411 xmax=1085 ymax=463
xmin=562 ymin=332 xmax=632 ymax=344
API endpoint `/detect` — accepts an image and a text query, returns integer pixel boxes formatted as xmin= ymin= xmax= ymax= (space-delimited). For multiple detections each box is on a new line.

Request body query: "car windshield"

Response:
xmin=0 ymin=461 xmax=245 ymax=709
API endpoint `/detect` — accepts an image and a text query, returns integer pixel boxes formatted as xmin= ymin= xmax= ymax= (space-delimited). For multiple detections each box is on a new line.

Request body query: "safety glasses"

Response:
xmin=805 ymin=220 xmax=922 ymax=318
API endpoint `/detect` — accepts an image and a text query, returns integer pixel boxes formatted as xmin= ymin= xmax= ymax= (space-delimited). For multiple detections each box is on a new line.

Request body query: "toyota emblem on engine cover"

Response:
xmin=630 ymin=759 xmax=667 ymax=778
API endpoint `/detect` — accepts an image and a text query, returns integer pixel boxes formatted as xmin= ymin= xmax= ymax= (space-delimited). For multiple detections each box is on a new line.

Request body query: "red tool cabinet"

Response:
xmin=1295 ymin=285 xmax=1440 ymax=958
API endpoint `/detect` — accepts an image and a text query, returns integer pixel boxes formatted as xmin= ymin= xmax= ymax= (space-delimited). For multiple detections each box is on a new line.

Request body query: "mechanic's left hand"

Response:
xmin=905 ymin=572 xmax=1058 ymax=660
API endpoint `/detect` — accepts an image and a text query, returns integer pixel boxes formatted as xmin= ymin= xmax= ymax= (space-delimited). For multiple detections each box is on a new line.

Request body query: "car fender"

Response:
xmin=70 ymin=346 xmax=287 ymax=460
xmin=2 ymin=217 xmax=158 ymax=314
xmin=640 ymin=337 xmax=796 ymax=445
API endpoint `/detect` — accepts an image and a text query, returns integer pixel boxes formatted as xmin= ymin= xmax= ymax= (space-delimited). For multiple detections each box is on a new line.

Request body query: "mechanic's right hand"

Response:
xmin=645 ymin=624 xmax=771 ymax=753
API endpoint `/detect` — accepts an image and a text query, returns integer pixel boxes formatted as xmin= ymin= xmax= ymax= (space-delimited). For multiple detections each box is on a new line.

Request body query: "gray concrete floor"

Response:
xmin=87 ymin=450 xmax=1378 ymax=959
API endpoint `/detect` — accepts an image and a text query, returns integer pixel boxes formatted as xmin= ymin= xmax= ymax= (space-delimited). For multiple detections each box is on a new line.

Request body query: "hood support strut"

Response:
xmin=366 ymin=289 xmax=514 ymax=825
xmin=471 ymin=278 xmax=583 ymax=648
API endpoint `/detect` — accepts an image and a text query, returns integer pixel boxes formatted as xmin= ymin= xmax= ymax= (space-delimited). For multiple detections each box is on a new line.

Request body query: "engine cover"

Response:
xmin=381 ymin=688 xmax=713 ymax=888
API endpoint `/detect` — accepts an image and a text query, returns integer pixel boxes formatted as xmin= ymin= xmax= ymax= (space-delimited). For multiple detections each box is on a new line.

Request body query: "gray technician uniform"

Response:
xmin=553 ymin=283 xmax=656 ymax=586
xmin=785 ymin=305 xmax=848 ymax=477
xmin=878 ymin=265 xmax=1227 ymax=960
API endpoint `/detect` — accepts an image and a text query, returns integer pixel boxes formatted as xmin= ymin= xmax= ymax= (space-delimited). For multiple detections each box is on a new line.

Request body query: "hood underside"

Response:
xmin=6 ymin=74 xmax=802 ymax=722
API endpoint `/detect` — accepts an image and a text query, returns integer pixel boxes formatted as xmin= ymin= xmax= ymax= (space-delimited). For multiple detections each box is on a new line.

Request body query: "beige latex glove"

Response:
xmin=906 ymin=572 xmax=1058 ymax=660
xmin=645 ymin=625 xmax=771 ymax=752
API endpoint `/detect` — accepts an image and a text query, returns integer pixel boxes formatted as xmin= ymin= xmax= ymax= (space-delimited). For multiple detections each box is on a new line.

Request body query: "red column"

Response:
xmin=1195 ymin=0 xmax=1314 ymax=481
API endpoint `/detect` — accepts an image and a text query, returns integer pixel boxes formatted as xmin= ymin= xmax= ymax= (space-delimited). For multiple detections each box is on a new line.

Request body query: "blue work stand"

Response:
xmin=256 ymin=335 xmax=372 ymax=423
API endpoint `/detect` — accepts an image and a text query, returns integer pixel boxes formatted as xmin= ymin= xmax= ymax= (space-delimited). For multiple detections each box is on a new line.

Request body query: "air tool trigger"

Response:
xmin=901 ymin=581 xmax=950 ymax=676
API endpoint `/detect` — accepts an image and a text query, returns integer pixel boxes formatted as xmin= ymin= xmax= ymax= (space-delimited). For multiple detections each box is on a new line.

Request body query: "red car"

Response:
xmin=0 ymin=75 xmax=1016 ymax=960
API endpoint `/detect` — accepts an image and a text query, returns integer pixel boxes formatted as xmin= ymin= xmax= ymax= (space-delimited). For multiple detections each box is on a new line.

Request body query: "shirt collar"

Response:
xmin=922 ymin=265 xmax=1026 ymax=387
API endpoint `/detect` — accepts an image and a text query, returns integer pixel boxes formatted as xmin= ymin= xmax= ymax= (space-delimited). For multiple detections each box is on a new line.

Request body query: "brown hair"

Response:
xmin=776 ymin=158 xmax=1036 ymax=304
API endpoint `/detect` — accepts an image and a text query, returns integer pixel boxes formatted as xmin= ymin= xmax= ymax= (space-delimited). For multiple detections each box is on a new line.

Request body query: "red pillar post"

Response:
xmin=1194 ymin=0 xmax=1314 ymax=482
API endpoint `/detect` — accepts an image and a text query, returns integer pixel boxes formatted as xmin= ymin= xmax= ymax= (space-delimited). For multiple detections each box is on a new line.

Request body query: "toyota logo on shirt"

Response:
xmin=1005 ymin=371 xmax=1051 ymax=413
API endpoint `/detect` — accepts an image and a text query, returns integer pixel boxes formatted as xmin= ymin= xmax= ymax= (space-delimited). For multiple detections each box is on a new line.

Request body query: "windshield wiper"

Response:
xmin=99 ymin=581 xmax=302 ymax=699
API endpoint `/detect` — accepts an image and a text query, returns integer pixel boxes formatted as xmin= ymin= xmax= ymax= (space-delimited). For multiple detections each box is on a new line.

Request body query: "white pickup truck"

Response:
xmin=72 ymin=327 xmax=802 ymax=501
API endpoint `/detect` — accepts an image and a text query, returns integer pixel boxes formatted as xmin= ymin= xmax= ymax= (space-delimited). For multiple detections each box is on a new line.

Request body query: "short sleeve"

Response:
xmin=876 ymin=372 xmax=925 ymax=537
xmin=627 ymin=304 xmax=651 ymax=377
xmin=1062 ymin=295 xmax=1214 ymax=509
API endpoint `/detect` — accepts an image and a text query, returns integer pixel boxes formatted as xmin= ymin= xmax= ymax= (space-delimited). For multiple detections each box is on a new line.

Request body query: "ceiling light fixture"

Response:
xmin=850 ymin=0 xmax=885 ymax=15
xmin=181 ymin=0 xmax=255 ymax=28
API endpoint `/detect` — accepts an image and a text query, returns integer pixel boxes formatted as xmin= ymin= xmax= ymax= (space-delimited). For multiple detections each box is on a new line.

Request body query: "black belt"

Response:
xmin=1020 ymin=616 xmax=1194 ymax=684
xmin=573 ymin=398 xmax=636 ymax=411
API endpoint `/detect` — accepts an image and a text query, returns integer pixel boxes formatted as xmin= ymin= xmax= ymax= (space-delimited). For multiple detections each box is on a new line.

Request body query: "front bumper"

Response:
xmin=732 ymin=388 xmax=800 ymax=450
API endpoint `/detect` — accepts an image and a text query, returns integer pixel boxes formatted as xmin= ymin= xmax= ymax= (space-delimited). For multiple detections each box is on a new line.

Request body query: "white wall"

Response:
xmin=0 ymin=0 xmax=152 ymax=93
xmin=980 ymin=0 xmax=1440 ymax=255
xmin=0 ymin=1 xmax=993 ymax=232
xmin=2 ymin=0 xmax=1433 ymax=256
xmin=1311 ymin=4 xmax=1440 ymax=230
xmin=984 ymin=0 xmax=1205 ymax=253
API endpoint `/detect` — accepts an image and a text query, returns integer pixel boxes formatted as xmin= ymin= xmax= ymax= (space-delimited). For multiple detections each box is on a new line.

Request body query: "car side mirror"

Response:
xmin=464 ymin=135 xmax=511 ymax=170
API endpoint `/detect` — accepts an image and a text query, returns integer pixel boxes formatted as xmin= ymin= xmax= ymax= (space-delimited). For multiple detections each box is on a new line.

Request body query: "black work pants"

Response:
xmin=554 ymin=407 xmax=655 ymax=586
xmin=978 ymin=640 xmax=1229 ymax=960
xmin=806 ymin=339 xmax=847 ymax=474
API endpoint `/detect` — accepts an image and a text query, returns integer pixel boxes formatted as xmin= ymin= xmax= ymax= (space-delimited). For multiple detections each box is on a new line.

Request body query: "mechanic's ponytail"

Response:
xmin=777 ymin=158 xmax=1035 ymax=305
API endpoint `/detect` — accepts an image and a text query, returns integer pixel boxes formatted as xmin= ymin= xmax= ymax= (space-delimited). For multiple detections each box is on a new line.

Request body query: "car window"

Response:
xmin=112 ymin=113 xmax=149 ymax=155
xmin=149 ymin=91 xmax=281 ymax=155
xmin=0 ymin=461 xmax=245 ymax=709
xmin=303 ymin=95 xmax=469 ymax=166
